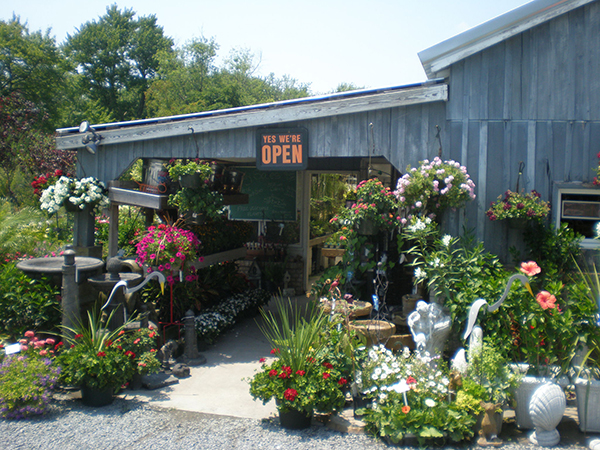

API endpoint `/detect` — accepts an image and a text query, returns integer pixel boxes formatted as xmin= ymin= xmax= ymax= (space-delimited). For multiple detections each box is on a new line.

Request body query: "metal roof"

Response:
xmin=419 ymin=0 xmax=596 ymax=79
xmin=56 ymin=79 xmax=447 ymax=150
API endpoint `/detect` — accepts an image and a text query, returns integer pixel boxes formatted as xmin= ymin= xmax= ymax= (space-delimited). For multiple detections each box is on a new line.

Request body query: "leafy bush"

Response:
xmin=0 ymin=355 xmax=60 ymax=419
xmin=0 ymin=263 xmax=61 ymax=340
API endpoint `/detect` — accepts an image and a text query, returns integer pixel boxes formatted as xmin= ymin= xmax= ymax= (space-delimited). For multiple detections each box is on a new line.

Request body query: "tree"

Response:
xmin=63 ymin=5 xmax=174 ymax=121
xmin=0 ymin=16 xmax=68 ymax=130
xmin=0 ymin=93 xmax=75 ymax=204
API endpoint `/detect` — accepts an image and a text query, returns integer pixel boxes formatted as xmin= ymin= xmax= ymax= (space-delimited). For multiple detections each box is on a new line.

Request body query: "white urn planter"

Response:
xmin=512 ymin=371 xmax=568 ymax=430
xmin=528 ymin=382 xmax=566 ymax=447
xmin=575 ymin=378 xmax=600 ymax=433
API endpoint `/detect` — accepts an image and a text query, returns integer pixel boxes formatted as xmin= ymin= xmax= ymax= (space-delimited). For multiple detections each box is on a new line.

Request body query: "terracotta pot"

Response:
xmin=349 ymin=320 xmax=395 ymax=346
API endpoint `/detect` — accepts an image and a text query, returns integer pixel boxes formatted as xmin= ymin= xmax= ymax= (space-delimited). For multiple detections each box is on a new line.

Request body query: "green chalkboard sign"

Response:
xmin=229 ymin=168 xmax=297 ymax=221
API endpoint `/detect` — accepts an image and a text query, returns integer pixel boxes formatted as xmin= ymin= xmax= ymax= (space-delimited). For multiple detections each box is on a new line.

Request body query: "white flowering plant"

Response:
xmin=395 ymin=157 xmax=476 ymax=221
xmin=356 ymin=345 xmax=479 ymax=445
xmin=39 ymin=176 xmax=109 ymax=214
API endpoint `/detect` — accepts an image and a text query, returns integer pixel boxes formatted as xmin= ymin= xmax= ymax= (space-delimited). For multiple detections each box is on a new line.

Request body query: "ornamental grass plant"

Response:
xmin=56 ymin=309 xmax=137 ymax=391
xmin=248 ymin=296 xmax=347 ymax=415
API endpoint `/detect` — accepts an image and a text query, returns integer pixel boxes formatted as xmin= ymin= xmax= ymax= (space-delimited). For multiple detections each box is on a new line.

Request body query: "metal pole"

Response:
xmin=61 ymin=245 xmax=80 ymax=340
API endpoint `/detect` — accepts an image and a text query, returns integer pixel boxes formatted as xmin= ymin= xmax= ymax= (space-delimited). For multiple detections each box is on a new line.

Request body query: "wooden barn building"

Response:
xmin=56 ymin=0 xmax=600 ymax=292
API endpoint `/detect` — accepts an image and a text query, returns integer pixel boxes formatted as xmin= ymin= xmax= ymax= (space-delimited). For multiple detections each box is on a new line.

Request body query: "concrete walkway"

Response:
xmin=130 ymin=297 xmax=300 ymax=420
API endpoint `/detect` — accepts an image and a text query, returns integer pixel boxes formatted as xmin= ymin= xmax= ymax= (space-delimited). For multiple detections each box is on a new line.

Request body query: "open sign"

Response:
xmin=256 ymin=128 xmax=308 ymax=170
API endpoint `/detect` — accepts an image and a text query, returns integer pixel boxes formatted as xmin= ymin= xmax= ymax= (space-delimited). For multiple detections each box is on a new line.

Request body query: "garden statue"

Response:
xmin=477 ymin=401 xmax=503 ymax=447
xmin=529 ymin=382 xmax=566 ymax=447
xmin=463 ymin=274 xmax=532 ymax=342
xmin=407 ymin=300 xmax=451 ymax=357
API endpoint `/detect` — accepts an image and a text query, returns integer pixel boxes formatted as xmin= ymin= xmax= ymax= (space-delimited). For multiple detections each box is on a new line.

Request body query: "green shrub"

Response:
xmin=0 ymin=263 xmax=61 ymax=340
xmin=0 ymin=355 xmax=60 ymax=419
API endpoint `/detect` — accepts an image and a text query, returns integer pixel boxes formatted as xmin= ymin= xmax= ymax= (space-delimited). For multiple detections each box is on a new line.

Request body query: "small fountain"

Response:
xmin=88 ymin=254 xmax=143 ymax=329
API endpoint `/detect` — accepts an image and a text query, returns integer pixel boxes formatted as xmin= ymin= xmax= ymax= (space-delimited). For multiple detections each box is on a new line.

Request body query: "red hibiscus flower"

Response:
xmin=323 ymin=372 xmax=331 ymax=380
xmin=97 ymin=351 xmax=106 ymax=357
xmin=406 ymin=376 xmax=417 ymax=385
xmin=322 ymin=362 xmax=333 ymax=370
xmin=270 ymin=348 xmax=279 ymax=354
xmin=402 ymin=405 xmax=411 ymax=414
xmin=74 ymin=334 xmax=83 ymax=339
xmin=536 ymin=291 xmax=557 ymax=310
xmin=259 ymin=357 xmax=266 ymax=363
xmin=338 ymin=378 xmax=347 ymax=386
xmin=296 ymin=370 xmax=306 ymax=376
xmin=125 ymin=351 xmax=136 ymax=359
xmin=268 ymin=369 xmax=278 ymax=377
xmin=284 ymin=388 xmax=298 ymax=401
xmin=520 ymin=261 xmax=541 ymax=277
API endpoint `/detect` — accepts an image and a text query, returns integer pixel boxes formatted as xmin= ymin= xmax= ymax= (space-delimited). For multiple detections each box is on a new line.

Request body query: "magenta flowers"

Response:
xmin=135 ymin=223 xmax=201 ymax=270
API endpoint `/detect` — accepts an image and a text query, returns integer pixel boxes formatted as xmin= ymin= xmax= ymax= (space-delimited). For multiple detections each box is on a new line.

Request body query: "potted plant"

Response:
xmin=56 ymin=310 xmax=137 ymax=406
xmin=485 ymin=189 xmax=550 ymax=227
xmin=167 ymin=159 xmax=225 ymax=222
xmin=167 ymin=159 xmax=213 ymax=189
xmin=116 ymin=326 xmax=162 ymax=389
xmin=357 ymin=345 xmax=480 ymax=446
xmin=570 ymin=259 xmax=600 ymax=432
xmin=39 ymin=175 xmax=109 ymax=214
xmin=395 ymin=156 xmax=476 ymax=221
xmin=333 ymin=178 xmax=399 ymax=235
xmin=135 ymin=222 xmax=202 ymax=277
xmin=248 ymin=297 xmax=347 ymax=429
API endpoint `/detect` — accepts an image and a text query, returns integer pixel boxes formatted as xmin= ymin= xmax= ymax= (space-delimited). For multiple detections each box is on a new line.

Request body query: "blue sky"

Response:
xmin=2 ymin=0 xmax=531 ymax=94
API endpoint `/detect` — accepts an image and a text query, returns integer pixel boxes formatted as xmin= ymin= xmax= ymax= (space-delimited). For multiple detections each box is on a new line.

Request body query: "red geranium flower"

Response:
xmin=322 ymin=362 xmax=333 ymax=370
xmin=259 ymin=357 xmax=266 ymax=363
xmin=296 ymin=370 xmax=306 ymax=376
xmin=97 ymin=351 xmax=106 ymax=357
xmin=284 ymin=388 xmax=298 ymax=401
xmin=270 ymin=348 xmax=279 ymax=354
xmin=323 ymin=372 xmax=331 ymax=380
xmin=268 ymin=369 xmax=278 ymax=377
xmin=125 ymin=351 xmax=136 ymax=358
xmin=74 ymin=334 xmax=83 ymax=339
xmin=338 ymin=378 xmax=347 ymax=386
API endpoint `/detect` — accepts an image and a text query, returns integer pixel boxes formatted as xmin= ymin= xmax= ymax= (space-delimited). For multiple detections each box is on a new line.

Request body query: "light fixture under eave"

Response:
xmin=79 ymin=121 xmax=103 ymax=155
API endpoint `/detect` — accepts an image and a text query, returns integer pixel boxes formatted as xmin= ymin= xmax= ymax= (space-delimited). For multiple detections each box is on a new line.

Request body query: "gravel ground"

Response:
xmin=0 ymin=394 xmax=595 ymax=450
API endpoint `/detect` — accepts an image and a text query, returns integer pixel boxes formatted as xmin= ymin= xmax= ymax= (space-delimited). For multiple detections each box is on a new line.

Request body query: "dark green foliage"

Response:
xmin=0 ymin=263 xmax=61 ymax=340
xmin=519 ymin=221 xmax=583 ymax=282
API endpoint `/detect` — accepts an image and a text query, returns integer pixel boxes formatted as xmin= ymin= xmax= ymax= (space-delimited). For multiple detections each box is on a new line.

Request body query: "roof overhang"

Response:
xmin=419 ymin=0 xmax=595 ymax=79
xmin=55 ymin=81 xmax=447 ymax=150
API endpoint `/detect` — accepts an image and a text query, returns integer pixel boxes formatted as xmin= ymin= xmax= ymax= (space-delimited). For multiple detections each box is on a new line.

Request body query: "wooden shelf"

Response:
xmin=108 ymin=185 xmax=249 ymax=209
xmin=192 ymin=247 xmax=247 ymax=269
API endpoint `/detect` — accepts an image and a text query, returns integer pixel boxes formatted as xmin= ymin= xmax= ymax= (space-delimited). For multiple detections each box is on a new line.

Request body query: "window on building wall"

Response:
xmin=555 ymin=188 xmax=600 ymax=249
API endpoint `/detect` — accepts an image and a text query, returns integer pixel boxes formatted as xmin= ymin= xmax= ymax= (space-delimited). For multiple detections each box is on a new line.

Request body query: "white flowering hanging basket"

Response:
xmin=39 ymin=176 xmax=109 ymax=214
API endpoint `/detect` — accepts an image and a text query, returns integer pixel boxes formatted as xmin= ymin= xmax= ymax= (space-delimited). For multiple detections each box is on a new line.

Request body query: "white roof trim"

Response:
xmin=419 ymin=0 xmax=595 ymax=79
xmin=56 ymin=82 xmax=447 ymax=150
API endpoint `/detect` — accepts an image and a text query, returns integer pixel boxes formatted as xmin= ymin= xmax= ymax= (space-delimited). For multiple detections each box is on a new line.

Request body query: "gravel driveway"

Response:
xmin=0 ymin=394 xmax=593 ymax=450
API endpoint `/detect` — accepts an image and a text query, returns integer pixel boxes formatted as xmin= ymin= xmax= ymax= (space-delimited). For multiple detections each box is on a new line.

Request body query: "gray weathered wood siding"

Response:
xmin=76 ymin=102 xmax=447 ymax=185
xmin=438 ymin=0 xmax=600 ymax=260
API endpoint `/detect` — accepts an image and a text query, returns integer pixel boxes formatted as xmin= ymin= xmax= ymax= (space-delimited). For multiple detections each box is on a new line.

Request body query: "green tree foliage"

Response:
xmin=147 ymin=45 xmax=311 ymax=116
xmin=0 ymin=16 xmax=68 ymax=130
xmin=63 ymin=5 xmax=174 ymax=121
xmin=0 ymin=93 xmax=75 ymax=204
